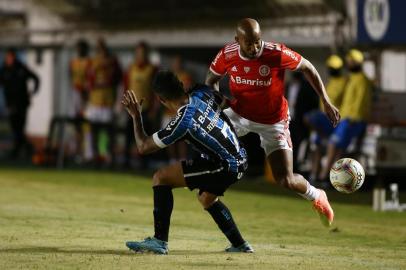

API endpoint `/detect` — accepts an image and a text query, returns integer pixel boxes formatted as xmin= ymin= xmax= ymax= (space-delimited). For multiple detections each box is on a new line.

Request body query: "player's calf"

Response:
xmin=274 ymin=174 xmax=297 ymax=190
xmin=205 ymin=199 xmax=253 ymax=253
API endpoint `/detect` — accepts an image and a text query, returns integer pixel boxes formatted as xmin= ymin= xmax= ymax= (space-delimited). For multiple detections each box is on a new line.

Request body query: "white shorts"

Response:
xmin=224 ymin=108 xmax=292 ymax=156
xmin=85 ymin=105 xmax=113 ymax=123
xmin=67 ymin=90 xmax=85 ymax=117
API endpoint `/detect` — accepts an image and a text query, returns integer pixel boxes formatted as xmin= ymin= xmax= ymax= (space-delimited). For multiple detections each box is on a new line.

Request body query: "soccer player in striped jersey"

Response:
xmin=122 ymin=71 xmax=253 ymax=254
xmin=206 ymin=18 xmax=340 ymax=227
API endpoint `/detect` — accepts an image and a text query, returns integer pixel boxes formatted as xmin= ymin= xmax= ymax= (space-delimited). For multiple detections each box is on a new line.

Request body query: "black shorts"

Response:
xmin=181 ymin=158 xmax=244 ymax=196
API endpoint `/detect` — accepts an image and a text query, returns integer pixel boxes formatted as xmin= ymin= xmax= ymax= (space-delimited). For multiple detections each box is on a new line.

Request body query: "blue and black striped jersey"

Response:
xmin=152 ymin=85 xmax=247 ymax=173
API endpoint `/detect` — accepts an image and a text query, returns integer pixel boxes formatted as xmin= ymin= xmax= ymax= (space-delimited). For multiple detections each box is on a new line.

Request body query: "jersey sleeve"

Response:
xmin=212 ymin=90 xmax=227 ymax=107
xmin=279 ymin=44 xmax=302 ymax=70
xmin=209 ymin=48 xmax=227 ymax=76
xmin=152 ymin=106 xmax=189 ymax=148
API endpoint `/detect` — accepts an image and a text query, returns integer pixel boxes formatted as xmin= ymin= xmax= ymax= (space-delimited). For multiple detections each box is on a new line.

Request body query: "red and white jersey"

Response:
xmin=210 ymin=41 xmax=302 ymax=125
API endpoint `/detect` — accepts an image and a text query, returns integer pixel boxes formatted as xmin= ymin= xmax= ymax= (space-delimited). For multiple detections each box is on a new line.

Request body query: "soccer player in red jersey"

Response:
xmin=205 ymin=18 xmax=340 ymax=226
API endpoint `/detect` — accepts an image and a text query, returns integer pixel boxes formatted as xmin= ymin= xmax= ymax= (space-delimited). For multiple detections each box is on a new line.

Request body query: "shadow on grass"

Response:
xmin=0 ymin=246 xmax=221 ymax=256
xmin=0 ymin=246 xmax=133 ymax=256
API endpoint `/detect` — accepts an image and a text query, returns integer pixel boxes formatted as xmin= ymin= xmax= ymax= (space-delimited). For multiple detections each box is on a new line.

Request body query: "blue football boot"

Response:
xmin=225 ymin=241 xmax=254 ymax=253
xmin=126 ymin=237 xmax=168 ymax=255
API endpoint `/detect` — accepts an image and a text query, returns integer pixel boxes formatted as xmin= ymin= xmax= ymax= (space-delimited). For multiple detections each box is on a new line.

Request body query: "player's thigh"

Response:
xmin=153 ymin=162 xmax=186 ymax=188
xmin=183 ymin=159 xmax=239 ymax=196
xmin=223 ymin=108 xmax=250 ymax=137
xmin=257 ymin=119 xmax=292 ymax=156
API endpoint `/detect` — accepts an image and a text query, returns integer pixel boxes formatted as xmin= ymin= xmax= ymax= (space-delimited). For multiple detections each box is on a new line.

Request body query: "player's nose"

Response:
xmin=250 ymin=47 xmax=258 ymax=55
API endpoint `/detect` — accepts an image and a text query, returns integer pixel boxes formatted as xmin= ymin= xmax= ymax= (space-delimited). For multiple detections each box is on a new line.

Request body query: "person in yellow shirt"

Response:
xmin=319 ymin=49 xmax=372 ymax=181
xmin=70 ymin=40 xmax=91 ymax=118
xmin=69 ymin=40 xmax=91 ymax=160
xmin=123 ymin=41 xmax=157 ymax=168
xmin=85 ymin=38 xmax=122 ymax=165
xmin=304 ymin=54 xmax=347 ymax=182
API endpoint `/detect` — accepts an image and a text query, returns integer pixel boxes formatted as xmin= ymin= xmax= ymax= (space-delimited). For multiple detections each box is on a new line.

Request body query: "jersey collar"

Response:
xmin=238 ymin=40 xmax=264 ymax=61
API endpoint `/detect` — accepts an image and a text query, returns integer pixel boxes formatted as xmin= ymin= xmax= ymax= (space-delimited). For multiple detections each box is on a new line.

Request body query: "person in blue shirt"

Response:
xmin=122 ymin=70 xmax=252 ymax=254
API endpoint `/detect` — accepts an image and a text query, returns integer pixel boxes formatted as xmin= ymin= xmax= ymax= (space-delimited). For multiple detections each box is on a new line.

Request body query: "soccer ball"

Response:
xmin=329 ymin=158 xmax=365 ymax=194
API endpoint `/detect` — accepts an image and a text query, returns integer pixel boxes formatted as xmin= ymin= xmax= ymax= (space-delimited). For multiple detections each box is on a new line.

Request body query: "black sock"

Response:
xmin=206 ymin=200 xmax=245 ymax=247
xmin=153 ymin=185 xmax=173 ymax=242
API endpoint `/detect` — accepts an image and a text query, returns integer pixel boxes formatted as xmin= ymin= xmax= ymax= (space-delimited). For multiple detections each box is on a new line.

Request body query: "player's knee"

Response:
xmin=152 ymin=169 xmax=168 ymax=186
xmin=197 ymin=192 xmax=217 ymax=208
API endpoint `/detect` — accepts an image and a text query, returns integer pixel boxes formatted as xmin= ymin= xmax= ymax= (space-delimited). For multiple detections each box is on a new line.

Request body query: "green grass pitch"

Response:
xmin=0 ymin=168 xmax=405 ymax=269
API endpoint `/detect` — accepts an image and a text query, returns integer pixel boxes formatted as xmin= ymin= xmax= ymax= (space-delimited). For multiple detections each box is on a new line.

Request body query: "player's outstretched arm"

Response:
xmin=297 ymin=57 xmax=341 ymax=126
xmin=212 ymin=90 xmax=230 ymax=110
xmin=205 ymin=69 xmax=222 ymax=91
xmin=122 ymin=90 xmax=161 ymax=155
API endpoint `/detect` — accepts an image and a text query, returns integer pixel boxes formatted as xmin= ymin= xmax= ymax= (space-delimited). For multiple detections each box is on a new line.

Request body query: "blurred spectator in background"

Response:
xmin=305 ymin=54 xmax=347 ymax=183
xmin=69 ymin=39 xmax=91 ymax=160
xmin=318 ymin=49 xmax=372 ymax=181
xmin=70 ymin=39 xmax=91 ymax=118
xmin=171 ymin=55 xmax=193 ymax=89
xmin=162 ymin=55 xmax=193 ymax=163
xmin=0 ymin=48 xmax=39 ymax=159
xmin=285 ymin=72 xmax=318 ymax=172
xmin=123 ymin=41 xmax=157 ymax=168
xmin=86 ymin=38 xmax=122 ymax=165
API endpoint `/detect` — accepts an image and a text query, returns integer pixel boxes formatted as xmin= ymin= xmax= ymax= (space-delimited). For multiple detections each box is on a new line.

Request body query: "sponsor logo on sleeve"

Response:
xmin=165 ymin=111 xmax=183 ymax=131
xmin=282 ymin=48 xmax=299 ymax=61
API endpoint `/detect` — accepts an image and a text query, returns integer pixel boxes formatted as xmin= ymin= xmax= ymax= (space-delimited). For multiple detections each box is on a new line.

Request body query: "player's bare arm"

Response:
xmin=297 ymin=57 xmax=341 ymax=126
xmin=205 ymin=71 xmax=231 ymax=109
xmin=205 ymin=69 xmax=221 ymax=91
xmin=213 ymin=90 xmax=231 ymax=110
xmin=122 ymin=90 xmax=161 ymax=154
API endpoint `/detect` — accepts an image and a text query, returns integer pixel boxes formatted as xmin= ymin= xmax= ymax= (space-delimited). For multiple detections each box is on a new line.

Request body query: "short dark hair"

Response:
xmin=136 ymin=41 xmax=150 ymax=53
xmin=76 ymin=39 xmax=89 ymax=57
xmin=152 ymin=71 xmax=185 ymax=100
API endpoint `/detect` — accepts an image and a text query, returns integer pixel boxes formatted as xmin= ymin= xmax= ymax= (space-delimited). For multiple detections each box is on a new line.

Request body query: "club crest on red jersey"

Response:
xmin=259 ymin=65 xmax=270 ymax=76
xmin=244 ymin=66 xmax=250 ymax=73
